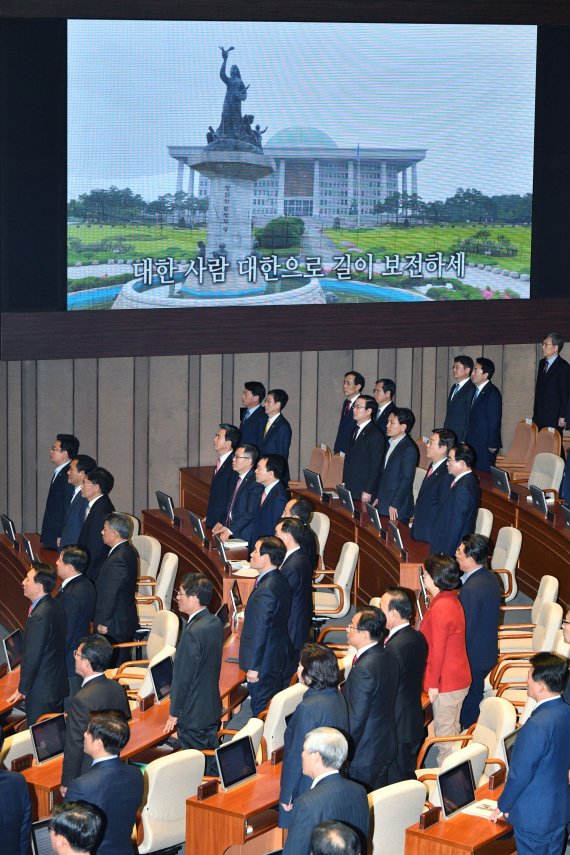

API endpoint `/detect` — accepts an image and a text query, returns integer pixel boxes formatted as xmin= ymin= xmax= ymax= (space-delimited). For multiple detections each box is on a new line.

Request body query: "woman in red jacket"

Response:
xmin=420 ymin=553 xmax=471 ymax=764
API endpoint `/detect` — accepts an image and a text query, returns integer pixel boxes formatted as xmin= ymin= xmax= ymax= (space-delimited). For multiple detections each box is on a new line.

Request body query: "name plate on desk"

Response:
xmin=138 ymin=694 xmax=155 ymax=713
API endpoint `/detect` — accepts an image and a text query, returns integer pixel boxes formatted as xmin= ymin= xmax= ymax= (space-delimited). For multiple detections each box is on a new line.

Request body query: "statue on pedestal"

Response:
xmin=207 ymin=47 xmax=267 ymax=153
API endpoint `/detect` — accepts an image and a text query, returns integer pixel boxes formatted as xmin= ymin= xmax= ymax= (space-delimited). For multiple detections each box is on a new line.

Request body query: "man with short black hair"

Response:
xmin=93 ymin=513 xmax=138 ymax=662
xmin=248 ymin=454 xmax=289 ymax=554
xmin=411 ymin=428 xmax=455 ymax=543
xmin=260 ymin=388 xmax=292 ymax=482
xmin=429 ymin=443 xmax=480 ymax=555
xmin=533 ymin=332 xmax=570 ymax=431
xmin=77 ymin=467 xmax=115 ymax=582
xmin=240 ymin=380 xmax=267 ymax=447
xmin=49 ymin=801 xmax=104 ymax=855
xmin=466 ymin=357 xmax=502 ymax=472
xmin=56 ymin=545 xmax=96 ymax=695
xmin=59 ymin=455 xmax=96 ymax=548
xmin=444 ymin=356 xmax=474 ymax=442
xmin=334 ymin=371 xmax=365 ymax=454
xmin=212 ymin=444 xmax=263 ymax=543
xmin=343 ymin=395 xmax=385 ymax=504
xmin=0 ymin=727 xmax=32 ymax=855
xmin=373 ymin=378 xmax=396 ymax=437
xmin=41 ymin=433 xmax=80 ymax=549
xmin=205 ymin=423 xmax=240 ymax=528
xmin=276 ymin=517 xmax=313 ymax=663
xmin=283 ymin=496 xmax=319 ymax=573
xmin=374 ymin=407 xmax=419 ymax=523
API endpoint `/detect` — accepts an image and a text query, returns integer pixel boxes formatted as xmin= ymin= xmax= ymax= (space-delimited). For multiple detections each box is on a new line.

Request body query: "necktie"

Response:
xmin=343 ymin=400 xmax=351 ymax=417
xmin=260 ymin=491 xmax=267 ymax=505
xmin=450 ymin=383 xmax=459 ymax=400
xmin=243 ymin=409 xmax=251 ymax=421
xmin=264 ymin=420 xmax=270 ymax=436
xmin=352 ymin=654 xmax=357 ymax=667
xmin=215 ymin=458 xmax=222 ymax=474
xmin=426 ymin=464 xmax=434 ymax=478
xmin=225 ymin=479 xmax=242 ymax=525
xmin=84 ymin=504 xmax=90 ymax=521
xmin=544 ymin=361 xmax=550 ymax=375
xmin=471 ymin=388 xmax=480 ymax=406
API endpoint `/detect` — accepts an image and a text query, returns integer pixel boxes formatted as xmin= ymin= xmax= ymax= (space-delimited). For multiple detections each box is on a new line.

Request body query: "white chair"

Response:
xmin=498 ymin=574 xmax=559 ymax=645
xmin=211 ymin=718 xmax=266 ymax=766
xmin=0 ymin=729 xmax=33 ymax=769
xmin=128 ymin=644 xmax=177 ymax=704
xmin=498 ymin=594 xmax=562 ymax=655
xmin=413 ymin=467 xmax=427 ymax=503
xmin=491 ymin=526 xmax=522 ymax=602
xmin=512 ymin=452 xmax=565 ymax=499
xmin=475 ymin=507 xmax=493 ymax=538
xmin=309 ymin=511 xmax=330 ymax=574
xmin=111 ymin=609 xmax=180 ymax=685
xmin=496 ymin=627 xmax=570 ymax=715
xmin=137 ymin=552 xmax=179 ymax=627
xmin=417 ymin=743 xmax=489 ymax=804
xmin=259 ymin=683 xmax=307 ymax=760
xmin=313 ymin=541 xmax=359 ymax=618
xmin=133 ymin=534 xmax=162 ymax=596
xmin=122 ymin=513 xmax=140 ymax=537
xmin=138 ymin=749 xmax=205 ymax=854
xmin=368 ymin=780 xmax=426 ymax=855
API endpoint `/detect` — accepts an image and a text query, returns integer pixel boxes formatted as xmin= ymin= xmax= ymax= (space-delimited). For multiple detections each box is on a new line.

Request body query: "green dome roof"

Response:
xmin=266 ymin=127 xmax=338 ymax=148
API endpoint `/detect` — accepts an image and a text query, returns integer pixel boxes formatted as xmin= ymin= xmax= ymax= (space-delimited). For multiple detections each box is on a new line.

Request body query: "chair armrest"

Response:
xmin=217 ymin=728 xmax=239 ymax=738
xmin=316 ymin=626 xmax=349 ymax=643
xmin=416 ymin=773 xmax=438 ymax=783
xmin=112 ymin=640 xmax=147 ymax=649
xmin=492 ymin=660 xmax=532 ymax=688
xmin=492 ymin=569 xmax=513 ymax=600
xmin=495 ymin=683 xmax=528 ymax=706
xmin=312 ymin=582 xmax=345 ymax=615
xmin=114 ymin=659 xmax=150 ymax=676
xmin=489 ymin=651 xmax=532 ymax=685
xmin=486 ymin=758 xmax=506 ymax=770
xmin=136 ymin=595 xmax=164 ymax=609
xmin=500 ymin=604 xmax=532 ymax=612
xmin=136 ymin=576 xmax=156 ymax=586
xmin=498 ymin=622 xmax=534 ymax=630
xmin=497 ymin=633 xmax=532 ymax=642
xmin=416 ymin=734 xmax=472 ymax=768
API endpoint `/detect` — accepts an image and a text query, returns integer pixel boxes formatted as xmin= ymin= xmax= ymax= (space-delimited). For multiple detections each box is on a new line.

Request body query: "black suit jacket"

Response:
xmin=343 ymin=421 xmax=386 ymax=499
xmin=385 ymin=625 xmax=428 ymax=745
xmin=239 ymin=406 xmax=266 ymax=449
xmin=94 ymin=541 xmax=139 ymax=642
xmin=411 ymin=462 xmax=453 ymax=542
xmin=280 ymin=549 xmax=313 ymax=656
xmin=334 ymin=399 xmax=358 ymax=454
xmin=375 ymin=401 xmax=396 ymax=437
xmin=444 ymin=381 xmax=475 ymax=442
xmin=65 ymin=757 xmax=144 ymax=855
xmin=300 ymin=524 xmax=319 ymax=573
xmin=260 ymin=414 xmax=292 ymax=482
xmin=239 ymin=569 xmax=293 ymax=679
xmin=248 ymin=480 xmax=289 ymax=554
xmin=60 ymin=490 xmax=89 ymax=547
xmin=429 ymin=471 xmax=480 ymax=555
xmin=282 ymin=772 xmax=369 ymax=855
xmin=19 ymin=595 xmax=68 ymax=724
xmin=57 ymin=573 xmax=96 ymax=680
xmin=0 ymin=770 xmax=31 ymax=855
xmin=375 ymin=434 xmax=419 ymax=520
xmin=459 ymin=567 xmax=501 ymax=674
xmin=170 ymin=609 xmax=224 ymax=729
xmin=466 ymin=382 xmax=503 ymax=472
xmin=40 ymin=462 xmax=74 ymax=548
xmin=205 ymin=453 xmax=237 ymax=528
xmin=344 ymin=644 xmax=399 ymax=789
xmin=533 ymin=355 xmax=570 ymax=429
xmin=226 ymin=469 xmax=264 ymax=541
xmin=77 ymin=494 xmax=115 ymax=582
xmin=62 ymin=674 xmax=131 ymax=787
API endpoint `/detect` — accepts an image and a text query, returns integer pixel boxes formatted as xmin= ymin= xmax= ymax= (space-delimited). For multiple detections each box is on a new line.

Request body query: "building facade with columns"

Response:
xmin=168 ymin=127 xmax=426 ymax=224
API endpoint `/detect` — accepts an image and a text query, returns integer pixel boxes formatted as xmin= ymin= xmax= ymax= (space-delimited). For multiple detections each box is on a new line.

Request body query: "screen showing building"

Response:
xmin=68 ymin=22 xmax=536 ymax=310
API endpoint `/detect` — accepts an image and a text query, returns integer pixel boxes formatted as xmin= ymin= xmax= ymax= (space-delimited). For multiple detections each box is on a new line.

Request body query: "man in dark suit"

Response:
xmin=283 ymin=496 xmax=319 ymax=573
xmin=444 ymin=355 xmax=474 ymax=442
xmin=457 ymin=534 xmax=501 ymax=728
xmin=205 ymin=423 xmax=239 ymax=528
xmin=247 ymin=454 xmax=289 ymax=554
xmin=0 ymin=729 xmax=31 ymax=855
xmin=334 ymin=370 xmax=365 ymax=454
xmin=239 ymin=536 xmax=293 ymax=716
xmin=77 ymin=467 xmax=115 ymax=582
xmin=56 ymin=545 xmax=96 ymax=695
xmin=276 ymin=517 xmax=313 ymax=665
xmin=344 ymin=606 xmax=399 ymax=790
xmin=430 ymin=443 xmax=480 ymax=555
xmin=65 ymin=711 xmax=144 ymax=855
xmin=374 ymin=407 xmax=419 ymax=523
xmin=49 ymin=802 xmax=104 ymax=855
xmin=59 ymin=454 xmax=96 ymax=548
xmin=239 ymin=380 xmax=266 ymax=448
xmin=283 ymin=727 xmax=369 ymax=855
xmin=164 ymin=573 xmax=224 ymax=774
xmin=373 ymin=377 xmax=396 ymax=437
xmin=7 ymin=563 xmax=68 ymax=724
xmin=380 ymin=588 xmax=428 ymax=783
xmin=343 ymin=394 xmax=385 ymax=503
xmin=533 ymin=332 xmax=570 ymax=432
xmin=93 ymin=513 xmax=139 ymax=664
xmin=212 ymin=444 xmax=263 ymax=544
xmin=260 ymin=388 xmax=292 ymax=483
xmin=312 ymin=822 xmax=362 ymax=855
xmin=411 ymin=428 xmax=455 ymax=543
xmin=466 ymin=357 xmax=502 ymax=472
xmin=40 ymin=433 xmax=80 ymax=548
xmin=61 ymin=635 xmax=131 ymax=793
xmin=492 ymin=653 xmax=570 ymax=855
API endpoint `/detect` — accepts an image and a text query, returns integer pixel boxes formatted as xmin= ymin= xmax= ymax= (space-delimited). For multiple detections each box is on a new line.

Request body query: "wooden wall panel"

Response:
xmin=21 ymin=361 xmax=37 ymax=529
xmin=97 ymin=357 xmax=135 ymax=515
xmin=199 ymin=355 xmax=223 ymax=465
xmin=269 ymin=351 xmax=302 ymax=480
xmin=73 ymin=359 xmax=99 ymax=461
xmin=317 ymin=350 xmax=352 ymax=449
xmin=147 ymin=356 xmax=189 ymax=509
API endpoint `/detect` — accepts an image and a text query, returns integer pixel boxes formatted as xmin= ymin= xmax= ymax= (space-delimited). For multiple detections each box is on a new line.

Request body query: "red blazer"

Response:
xmin=420 ymin=591 xmax=471 ymax=693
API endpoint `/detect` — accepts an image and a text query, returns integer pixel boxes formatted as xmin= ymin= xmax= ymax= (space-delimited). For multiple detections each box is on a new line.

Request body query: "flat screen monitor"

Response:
xmin=529 ymin=484 xmax=548 ymax=516
xmin=215 ymin=734 xmax=257 ymax=791
xmin=230 ymin=580 xmax=243 ymax=613
xmin=365 ymin=502 xmax=383 ymax=534
xmin=149 ymin=656 xmax=174 ymax=702
xmin=215 ymin=602 xmax=229 ymax=627
xmin=31 ymin=818 xmax=53 ymax=855
xmin=1 ymin=514 xmax=18 ymax=547
xmin=187 ymin=510 xmax=206 ymax=541
xmin=389 ymin=521 xmax=404 ymax=552
xmin=336 ymin=484 xmax=355 ymax=515
xmin=490 ymin=466 xmax=511 ymax=496
xmin=561 ymin=504 xmax=570 ymax=530
xmin=502 ymin=727 xmax=519 ymax=771
xmin=303 ymin=469 xmax=323 ymax=498
xmin=30 ymin=713 xmax=67 ymax=765
xmin=436 ymin=759 xmax=497 ymax=820
xmin=2 ymin=628 xmax=23 ymax=671
xmin=156 ymin=490 xmax=175 ymax=521
xmin=20 ymin=534 xmax=37 ymax=564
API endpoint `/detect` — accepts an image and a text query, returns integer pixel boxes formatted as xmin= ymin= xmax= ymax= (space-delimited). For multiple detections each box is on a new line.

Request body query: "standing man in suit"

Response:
xmin=334 ymin=370 xmax=365 ymax=454
xmin=61 ymin=635 xmax=131 ymax=793
xmin=444 ymin=355 xmax=474 ymax=442
xmin=380 ymin=588 xmax=428 ymax=783
xmin=456 ymin=534 xmax=500 ymax=728
xmin=247 ymin=454 xmax=289 ymax=554
xmin=0 ymin=729 xmax=31 ymax=855
xmin=65 ymin=711 xmax=144 ymax=855
xmin=48 ymin=802 xmax=104 ymax=855
xmin=239 ymin=536 xmax=293 ymax=715
xmin=282 ymin=727 xmax=369 ymax=855
xmin=77 ymin=467 xmax=115 ymax=582
xmin=59 ymin=454 xmax=96 ymax=548
xmin=56 ymin=545 xmax=96 ymax=695
xmin=344 ymin=606 xmax=399 ymax=790
xmin=374 ymin=407 xmax=419 ymax=523
xmin=430 ymin=443 xmax=480 ymax=555
xmin=282 ymin=496 xmax=319 ymax=573
xmin=260 ymin=388 xmax=292 ymax=483
xmin=205 ymin=423 xmax=239 ymax=528
xmin=7 ymin=563 xmax=68 ymax=723
xmin=411 ymin=428 xmax=455 ymax=543
xmin=533 ymin=332 xmax=570 ymax=432
xmin=343 ymin=394 xmax=385 ymax=503
xmin=93 ymin=513 xmax=138 ymax=664
xmin=164 ymin=573 xmax=223 ymax=773
xmin=491 ymin=653 xmax=570 ymax=855
xmin=466 ymin=357 xmax=502 ymax=472
xmin=275 ymin=517 xmax=313 ymax=665
xmin=373 ymin=377 xmax=396 ymax=437
xmin=41 ymin=433 xmax=80 ymax=549
xmin=212 ymin=444 xmax=263 ymax=544
xmin=239 ymin=380 xmax=266 ymax=448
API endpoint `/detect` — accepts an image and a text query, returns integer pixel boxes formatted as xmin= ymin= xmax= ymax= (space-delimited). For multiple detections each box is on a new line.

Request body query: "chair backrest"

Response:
xmin=146 ymin=610 xmax=180 ymax=660
xmin=439 ymin=743 xmax=489 ymax=788
xmin=306 ymin=446 xmax=331 ymax=483
xmin=472 ymin=697 xmax=517 ymax=770
xmin=500 ymin=419 xmax=537 ymax=466
xmin=553 ymin=629 xmax=570 ymax=659
xmin=475 ymin=507 xmax=493 ymax=538
xmin=138 ymin=749 xmax=205 ymax=854
xmin=122 ymin=513 xmax=140 ymax=537
xmin=528 ymin=453 xmax=565 ymax=492
xmin=155 ymin=552 xmax=179 ymax=612
xmin=309 ymin=512 xmax=330 ymax=559
xmin=530 ymin=574 xmax=559 ymax=624
xmin=262 ymin=684 xmax=307 ymax=755
xmin=413 ymin=467 xmax=427 ymax=503
xmin=333 ymin=541 xmax=359 ymax=587
xmin=0 ymin=729 xmax=33 ymax=768
xmin=416 ymin=437 xmax=429 ymax=471
xmin=491 ymin=526 xmax=521 ymax=600
xmin=231 ymin=718 xmax=265 ymax=765
xmin=137 ymin=644 xmax=177 ymax=698
xmin=368 ymin=780 xmax=426 ymax=855
xmin=532 ymin=601 xmax=563 ymax=652
xmin=535 ymin=426 xmax=562 ymax=457
xmin=518 ymin=696 xmax=536 ymax=725
xmin=324 ymin=454 xmax=345 ymax=490
xmin=132 ymin=534 xmax=162 ymax=579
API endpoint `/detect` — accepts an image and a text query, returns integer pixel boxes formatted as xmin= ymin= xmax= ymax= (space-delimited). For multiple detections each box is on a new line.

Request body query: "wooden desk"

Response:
xmin=186 ymin=760 xmax=282 ymax=855
xmin=0 ymin=668 xmax=22 ymax=715
xmin=0 ymin=533 xmax=57 ymax=631
xmin=405 ymin=784 xmax=514 ymax=855
xmin=180 ymin=466 xmax=214 ymax=519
